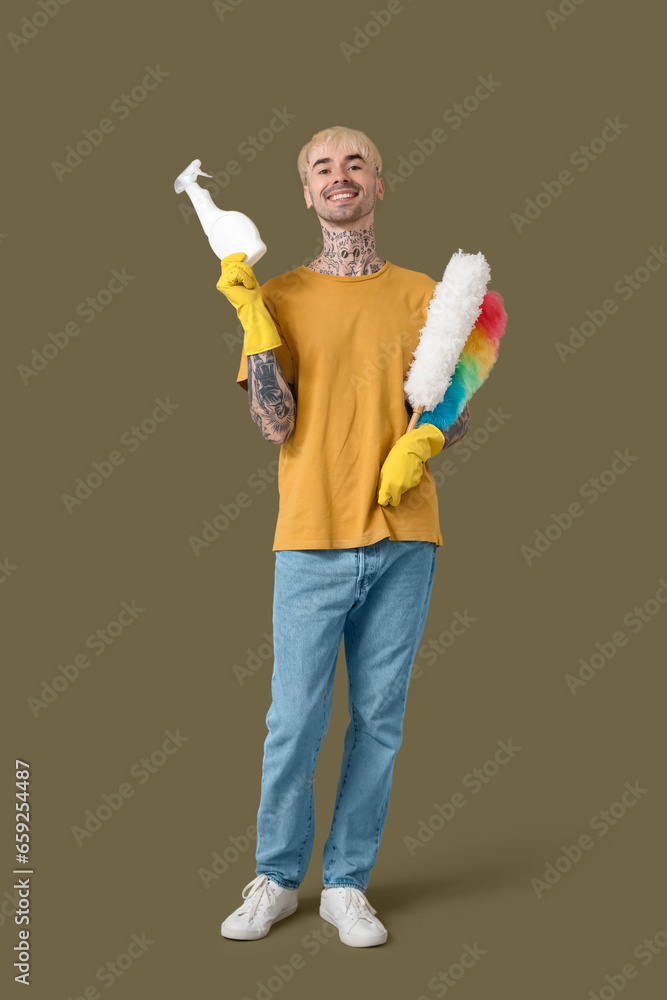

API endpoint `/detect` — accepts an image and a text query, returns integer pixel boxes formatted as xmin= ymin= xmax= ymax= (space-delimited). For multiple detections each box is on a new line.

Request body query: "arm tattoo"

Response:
xmin=246 ymin=350 xmax=296 ymax=444
xmin=441 ymin=404 xmax=470 ymax=449
xmin=404 ymin=398 xmax=470 ymax=449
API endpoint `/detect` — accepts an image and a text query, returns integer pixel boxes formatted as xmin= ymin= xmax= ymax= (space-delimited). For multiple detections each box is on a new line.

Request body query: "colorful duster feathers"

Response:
xmin=416 ymin=287 xmax=508 ymax=433
xmin=404 ymin=250 xmax=492 ymax=413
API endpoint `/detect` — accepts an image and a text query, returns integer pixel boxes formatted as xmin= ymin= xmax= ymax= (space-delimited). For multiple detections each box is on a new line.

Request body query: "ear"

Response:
xmin=376 ymin=177 xmax=385 ymax=201
xmin=303 ymin=184 xmax=313 ymax=209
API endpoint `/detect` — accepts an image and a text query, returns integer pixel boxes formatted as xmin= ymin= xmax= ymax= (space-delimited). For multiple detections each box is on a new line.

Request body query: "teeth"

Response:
xmin=330 ymin=192 xmax=356 ymax=201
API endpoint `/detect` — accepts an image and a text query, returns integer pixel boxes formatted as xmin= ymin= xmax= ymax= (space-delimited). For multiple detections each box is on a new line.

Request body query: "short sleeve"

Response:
xmin=236 ymin=285 xmax=295 ymax=392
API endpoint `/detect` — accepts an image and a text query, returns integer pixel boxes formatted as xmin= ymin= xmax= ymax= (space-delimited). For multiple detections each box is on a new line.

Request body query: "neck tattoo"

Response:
xmin=307 ymin=224 xmax=386 ymax=276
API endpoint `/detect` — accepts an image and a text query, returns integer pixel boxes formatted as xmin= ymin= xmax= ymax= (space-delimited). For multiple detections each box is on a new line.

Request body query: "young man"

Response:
xmin=217 ymin=126 xmax=471 ymax=948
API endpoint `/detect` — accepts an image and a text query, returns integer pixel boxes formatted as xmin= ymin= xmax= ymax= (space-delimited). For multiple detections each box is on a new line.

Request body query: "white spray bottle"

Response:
xmin=173 ymin=158 xmax=267 ymax=267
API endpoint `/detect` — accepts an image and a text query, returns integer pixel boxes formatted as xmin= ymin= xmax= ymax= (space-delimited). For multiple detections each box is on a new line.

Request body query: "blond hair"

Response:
xmin=297 ymin=126 xmax=382 ymax=187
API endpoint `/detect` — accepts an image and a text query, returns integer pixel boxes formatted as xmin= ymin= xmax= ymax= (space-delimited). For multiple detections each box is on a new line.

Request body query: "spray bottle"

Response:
xmin=173 ymin=158 xmax=267 ymax=267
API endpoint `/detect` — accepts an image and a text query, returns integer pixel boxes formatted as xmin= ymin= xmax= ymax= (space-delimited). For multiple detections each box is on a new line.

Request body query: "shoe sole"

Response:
xmin=221 ymin=901 xmax=298 ymax=941
xmin=319 ymin=904 xmax=388 ymax=947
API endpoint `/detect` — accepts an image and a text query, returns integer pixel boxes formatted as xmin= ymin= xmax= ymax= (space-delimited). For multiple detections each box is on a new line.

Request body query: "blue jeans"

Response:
xmin=255 ymin=537 xmax=437 ymax=892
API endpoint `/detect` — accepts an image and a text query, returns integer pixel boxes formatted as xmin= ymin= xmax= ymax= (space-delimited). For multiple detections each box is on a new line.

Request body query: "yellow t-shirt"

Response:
xmin=236 ymin=260 xmax=444 ymax=551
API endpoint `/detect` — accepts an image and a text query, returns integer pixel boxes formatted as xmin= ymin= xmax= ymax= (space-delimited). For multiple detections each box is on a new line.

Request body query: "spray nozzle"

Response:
xmin=174 ymin=158 xmax=213 ymax=193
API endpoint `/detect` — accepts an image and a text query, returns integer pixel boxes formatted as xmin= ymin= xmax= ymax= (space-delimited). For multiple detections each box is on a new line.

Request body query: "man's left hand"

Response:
xmin=377 ymin=423 xmax=445 ymax=507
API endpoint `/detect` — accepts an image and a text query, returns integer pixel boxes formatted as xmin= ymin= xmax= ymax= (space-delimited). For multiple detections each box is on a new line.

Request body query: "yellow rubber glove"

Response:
xmin=378 ymin=423 xmax=445 ymax=507
xmin=216 ymin=252 xmax=282 ymax=356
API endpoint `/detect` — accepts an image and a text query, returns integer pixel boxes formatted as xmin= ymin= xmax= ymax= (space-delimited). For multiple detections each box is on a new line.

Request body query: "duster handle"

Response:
xmin=405 ymin=405 xmax=425 ymax=434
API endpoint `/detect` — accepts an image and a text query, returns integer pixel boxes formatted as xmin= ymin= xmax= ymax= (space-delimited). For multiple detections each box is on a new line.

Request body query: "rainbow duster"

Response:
xmin=416 ymin=288 xmax=508 ymax=431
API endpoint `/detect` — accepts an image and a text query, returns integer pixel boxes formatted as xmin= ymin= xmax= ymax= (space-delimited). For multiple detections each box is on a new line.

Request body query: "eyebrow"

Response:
xmin=311 ymin=153 xmax=366 ymax=170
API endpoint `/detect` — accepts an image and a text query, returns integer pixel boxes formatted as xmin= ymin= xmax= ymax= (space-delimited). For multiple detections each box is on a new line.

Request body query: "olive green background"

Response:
xmin=3 ymin=0 xmax=665 ymax=997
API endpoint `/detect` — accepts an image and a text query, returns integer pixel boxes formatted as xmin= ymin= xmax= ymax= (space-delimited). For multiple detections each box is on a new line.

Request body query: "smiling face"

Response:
xmin=303 ymin=143 xmax=384 ymax=227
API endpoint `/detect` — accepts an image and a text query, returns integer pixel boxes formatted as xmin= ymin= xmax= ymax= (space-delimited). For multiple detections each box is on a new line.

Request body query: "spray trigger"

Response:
xmin=174 ymin=158 xmax=213 ymax=193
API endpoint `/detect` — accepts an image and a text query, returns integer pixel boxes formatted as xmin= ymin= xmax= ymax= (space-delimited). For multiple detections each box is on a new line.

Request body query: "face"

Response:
xmin=303 ymin=143 xmax=384 ymax=227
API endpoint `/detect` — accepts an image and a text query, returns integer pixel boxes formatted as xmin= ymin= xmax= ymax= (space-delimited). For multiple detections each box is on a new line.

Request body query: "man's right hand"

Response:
xmin=216 ymin=252 xmax=261 ymax=310
xmin=216 ymin=252 xmax=282 ymax=356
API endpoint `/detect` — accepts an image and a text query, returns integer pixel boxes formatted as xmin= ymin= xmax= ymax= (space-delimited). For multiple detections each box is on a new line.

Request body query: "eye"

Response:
xmin=318 ymin=165 xmax=363 ymax=174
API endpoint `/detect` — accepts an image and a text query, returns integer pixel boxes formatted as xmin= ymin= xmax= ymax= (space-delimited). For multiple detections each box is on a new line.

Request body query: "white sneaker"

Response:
xmin=320 ymin=886 xmax=388 ymax=947
xmin=221 ymin=874 xmax=298 ymax=940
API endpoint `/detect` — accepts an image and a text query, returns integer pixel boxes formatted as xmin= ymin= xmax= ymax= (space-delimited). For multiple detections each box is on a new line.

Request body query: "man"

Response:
xmin=217 ymin=126 xmax=471 ymax=948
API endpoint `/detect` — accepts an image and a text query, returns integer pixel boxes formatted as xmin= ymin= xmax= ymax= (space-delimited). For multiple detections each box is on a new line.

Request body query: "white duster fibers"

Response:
xmin=404 ymin=249 xmax=491 ymax=412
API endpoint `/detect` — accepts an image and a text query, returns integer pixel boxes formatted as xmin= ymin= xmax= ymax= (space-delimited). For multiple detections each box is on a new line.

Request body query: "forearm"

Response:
xmin=413 ymin=400 xmax=470 ymax=449
xmin=440 ymin=403 xmax=470 ymax=449
xmin=246 ymin=350 xmax=296 ymax=444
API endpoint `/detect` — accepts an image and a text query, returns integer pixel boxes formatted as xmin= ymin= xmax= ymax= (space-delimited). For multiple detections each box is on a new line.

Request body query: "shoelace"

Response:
xmin=239 ymin=875 xmax=277 ymax=922
xmin=340 ymin=887 xmax=378 ymax=926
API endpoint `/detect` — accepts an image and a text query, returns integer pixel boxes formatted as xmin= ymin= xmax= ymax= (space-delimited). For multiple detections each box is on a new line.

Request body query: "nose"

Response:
xmin=331 ymin=166 xmax=353 ymax=185
xmin=329 ymin=177 xmax=355 ymax=195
